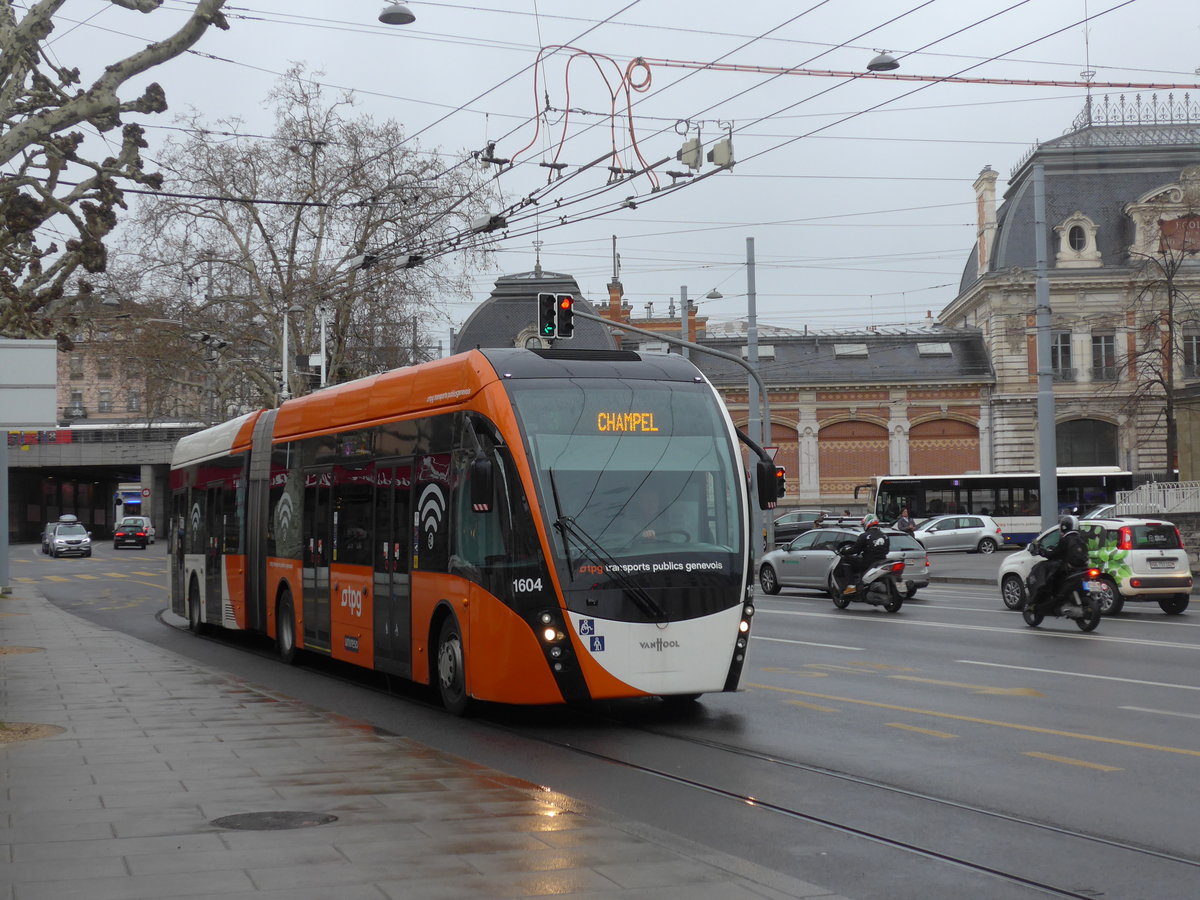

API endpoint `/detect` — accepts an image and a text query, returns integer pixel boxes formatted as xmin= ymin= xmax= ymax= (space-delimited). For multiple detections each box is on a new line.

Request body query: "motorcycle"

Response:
xmin=828 ymin=548 xmax=905 ymax=612
xmin=1022 ymin=560 xmax=1103 ymax=632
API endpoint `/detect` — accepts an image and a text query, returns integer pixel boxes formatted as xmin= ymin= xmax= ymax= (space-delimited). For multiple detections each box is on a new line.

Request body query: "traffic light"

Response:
xmin=775 ymin=466 xmax=786 ymax=498
xmin=537 ymin=292 xmax=557 ymax=338
xmin=556 ymin=294 xmax=575 ymax=339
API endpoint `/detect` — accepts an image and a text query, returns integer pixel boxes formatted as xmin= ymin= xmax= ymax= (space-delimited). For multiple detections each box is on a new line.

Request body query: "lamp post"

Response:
xmin=280 ymin=304 xmax=303 ymax=402
xmin=316 ymin=303 xmax=330 ymax=388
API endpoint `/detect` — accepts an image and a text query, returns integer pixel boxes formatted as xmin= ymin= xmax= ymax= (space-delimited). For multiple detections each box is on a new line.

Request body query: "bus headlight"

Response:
xmin=739 ymin=620 xmax=750 ymax=633
xmin=542 ymin=627 xmax=558 ymax=642
xmin=743 ymin=603 xmax=754 ymax=618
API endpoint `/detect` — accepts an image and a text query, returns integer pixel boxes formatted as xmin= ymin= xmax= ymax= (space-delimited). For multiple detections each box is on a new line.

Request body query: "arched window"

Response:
xmin=1068 ymin=225 xmax=1087 ymax=251
xmin=1056 ymin=419 xmax=1117 ymax=467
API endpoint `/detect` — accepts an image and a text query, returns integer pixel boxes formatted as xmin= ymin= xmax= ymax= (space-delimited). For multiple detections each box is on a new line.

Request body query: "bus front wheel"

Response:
xmin=277 ymin=591 xmax=298 ymax=665
xmin=436 ymin=616 xmax=470 ymax=716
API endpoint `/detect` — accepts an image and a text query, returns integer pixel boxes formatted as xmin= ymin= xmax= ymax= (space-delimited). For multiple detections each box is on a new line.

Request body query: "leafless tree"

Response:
xmin=107 ymin=65 xmax=501 ymax=412
xmin=0 ymin=0 xmax=229 ymax=343
xmin=1120 ymin=242 xmax=1200 ymax=474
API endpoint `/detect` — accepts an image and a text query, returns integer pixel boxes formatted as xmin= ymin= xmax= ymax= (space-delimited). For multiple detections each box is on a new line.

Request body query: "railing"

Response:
xmin=1091 ymin=365 xmax=1119 ymax=381
xmin=1114 ymin=481 xmax=1200 ymax=514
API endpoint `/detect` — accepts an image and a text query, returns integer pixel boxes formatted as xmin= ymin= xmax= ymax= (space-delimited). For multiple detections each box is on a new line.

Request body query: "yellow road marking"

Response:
xmin=787 ymin=699 xmax=840 ymax=712
xmin=890 ymin=675 xmax=1043 ymax=697
xmin=75 ymin=574 xmax=101 ymax=580
xmin=761 ymin=667 xmax=829 ymax=678
xmin=1024 ymin=752 xmax=1121 ymax=772
xmin=746 ymin=683 xmax=1200 ymax=759
xmin=100 ymin=572 xmax=129 ymax=578
xmin=888 ymin=723 xmax=957 ymax=739
xmin=11 ymin=577 xmax=35 ymax=584
xmin=43 ymin=575 xmax=72 ymax=582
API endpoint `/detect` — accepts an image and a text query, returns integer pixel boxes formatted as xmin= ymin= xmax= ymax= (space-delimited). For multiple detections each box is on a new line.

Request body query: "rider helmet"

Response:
xmin=861 ymin=514 xmax=880 ymax=530
xmin=1059 ymin=514 xmax=1078 ymax=533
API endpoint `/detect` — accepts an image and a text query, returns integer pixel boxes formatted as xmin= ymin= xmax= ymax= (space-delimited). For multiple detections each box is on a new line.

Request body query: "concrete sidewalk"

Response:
xmin=0 ymin=587 xmax=847 ymax=900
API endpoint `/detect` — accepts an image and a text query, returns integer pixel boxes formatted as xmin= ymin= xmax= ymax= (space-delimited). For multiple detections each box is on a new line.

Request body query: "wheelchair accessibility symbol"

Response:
xmin=578 ymin=619 xmax=595 ymax=636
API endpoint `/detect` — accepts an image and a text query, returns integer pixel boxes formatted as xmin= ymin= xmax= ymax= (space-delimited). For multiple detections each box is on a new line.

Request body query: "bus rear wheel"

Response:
xmin=187 ymin=580 xmax=203 ymax=633
xmin=436 ymin=616 xmax=470 ymax=716
xmin=277 ymin=591 xmax=298 ymax=664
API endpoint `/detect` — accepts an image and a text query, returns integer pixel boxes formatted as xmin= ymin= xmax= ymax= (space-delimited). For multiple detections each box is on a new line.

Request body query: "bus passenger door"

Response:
xmin=373 ymin=462 xmax=412 ymax=677
xmin=302 ymin=470 xmax=332 ymax=652
xmin=204 ymin=484 xmax=224 ymax=624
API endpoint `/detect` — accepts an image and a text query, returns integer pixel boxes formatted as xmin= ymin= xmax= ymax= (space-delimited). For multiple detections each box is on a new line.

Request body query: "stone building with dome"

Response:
xmin=939 ymin=94 xmax=1200 ymax=478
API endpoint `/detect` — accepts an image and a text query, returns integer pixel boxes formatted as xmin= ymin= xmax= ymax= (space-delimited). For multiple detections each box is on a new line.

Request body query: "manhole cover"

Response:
xmin=210 ymin=811 xmax=338 ymax=831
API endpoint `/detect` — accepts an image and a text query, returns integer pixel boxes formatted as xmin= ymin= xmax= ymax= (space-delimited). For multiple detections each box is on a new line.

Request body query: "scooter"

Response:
xmin=828 ymin=551 xmax=905 ymax=612
xmin=1022 ymin=562 xmax=1103 ymax=632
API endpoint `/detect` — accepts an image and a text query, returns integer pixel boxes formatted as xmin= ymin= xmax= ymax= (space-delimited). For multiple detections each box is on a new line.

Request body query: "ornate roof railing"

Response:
xmin=1011 ymin=93 xmax=1200 ymax=177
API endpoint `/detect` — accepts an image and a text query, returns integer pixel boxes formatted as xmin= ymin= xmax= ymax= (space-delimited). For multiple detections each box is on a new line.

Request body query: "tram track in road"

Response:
xmin=156 ymin=612 xmax=1200 ymax=900
xmin=490 ymin=709 xmax=1200 ymax=900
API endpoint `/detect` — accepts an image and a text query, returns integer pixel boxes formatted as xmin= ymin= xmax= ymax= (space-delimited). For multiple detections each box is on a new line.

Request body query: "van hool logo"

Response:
xmin=639 ymin=637 xmax=680 ymax=651
xmin=189 ymin=502 xmax=202 ymax=535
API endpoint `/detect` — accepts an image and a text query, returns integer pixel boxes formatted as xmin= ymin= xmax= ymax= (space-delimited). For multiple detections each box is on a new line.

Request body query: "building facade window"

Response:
xmin=1057 ymin=419 xmax=1118 ymax=467
xmin=97 ymin=389 xmax=113 ymax=413
xmin=69 ymin=353 xmax=84 ymax=378
xmin=1091 ymin=334 xmax=1117 ymax=380
xmin=1051 ymin=331 xmax=1073 ymax=381
xmin=96 ymin=355 xmax=112 ymax=378
xmin=128 ymin=390 xmax=141 ymax=412
xmin=1069 ymin=225 xmax=1087 ymax=250
xmin=1184 ymin=333 xmax=1200 ymax=378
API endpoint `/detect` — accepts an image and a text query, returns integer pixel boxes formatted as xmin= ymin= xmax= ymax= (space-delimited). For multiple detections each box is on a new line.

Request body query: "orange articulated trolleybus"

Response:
xmin=169 ymin=348 xmax=778 ymax=713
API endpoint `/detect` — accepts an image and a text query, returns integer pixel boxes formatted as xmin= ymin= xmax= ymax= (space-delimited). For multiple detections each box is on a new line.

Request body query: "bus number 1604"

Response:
xmin=512 ymin=577 xmax=543 ymax=593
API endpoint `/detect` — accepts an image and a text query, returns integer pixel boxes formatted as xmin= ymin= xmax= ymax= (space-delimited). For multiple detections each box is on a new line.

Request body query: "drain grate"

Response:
xmin=210 ymin=811 xmax=338 ymax=831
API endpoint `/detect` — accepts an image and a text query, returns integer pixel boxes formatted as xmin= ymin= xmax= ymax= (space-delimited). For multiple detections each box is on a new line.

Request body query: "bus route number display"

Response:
xmin=596 ymin=412 xmax=659 ymax=432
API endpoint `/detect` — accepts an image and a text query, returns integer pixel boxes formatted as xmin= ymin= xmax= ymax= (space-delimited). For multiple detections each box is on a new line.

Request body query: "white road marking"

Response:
xmin=756 ymin=606 xmax=1200 ymax=649
xmin=754 ymin=636 xmax=864 ymax=651
xmin=959 ymin=660 xmax=1200 ymax=690
xmin=1120 ymin=706 xmax=1200 ymax=720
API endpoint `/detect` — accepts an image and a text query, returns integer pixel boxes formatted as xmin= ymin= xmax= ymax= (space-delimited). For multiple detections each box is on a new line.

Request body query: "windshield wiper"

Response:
xmin=548 ymin=469 xmax=667 ymax=623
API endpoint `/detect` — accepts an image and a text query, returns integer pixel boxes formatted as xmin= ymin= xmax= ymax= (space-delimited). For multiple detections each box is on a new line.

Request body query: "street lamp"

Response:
xmin=280 ymin=304 xmax=303 ymax=403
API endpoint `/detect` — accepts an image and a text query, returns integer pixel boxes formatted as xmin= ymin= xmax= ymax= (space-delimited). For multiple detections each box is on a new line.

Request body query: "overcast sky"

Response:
xmin=52 ymin=0 xmax=1200 ymax=344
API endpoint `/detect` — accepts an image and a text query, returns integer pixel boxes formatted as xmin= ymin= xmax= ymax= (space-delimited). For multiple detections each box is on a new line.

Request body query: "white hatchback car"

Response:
xmin=999 ymin=518 xmax=1192 ymax=615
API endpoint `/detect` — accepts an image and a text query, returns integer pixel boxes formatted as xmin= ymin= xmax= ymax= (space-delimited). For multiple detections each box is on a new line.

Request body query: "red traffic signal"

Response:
xmin=774 ymin=466 xmax=786 ymax=497
xmin=556 ymin=294 xmax=575 ymax=339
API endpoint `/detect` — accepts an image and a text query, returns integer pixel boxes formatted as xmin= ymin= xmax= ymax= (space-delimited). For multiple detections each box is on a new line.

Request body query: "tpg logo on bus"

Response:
xmin=340 ymin=587 xmax=364 ymax=617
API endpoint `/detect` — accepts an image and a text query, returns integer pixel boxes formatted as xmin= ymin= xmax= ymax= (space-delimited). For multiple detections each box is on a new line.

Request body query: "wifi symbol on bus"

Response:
xmin=418 ymin=484 xmax=446 ymax=545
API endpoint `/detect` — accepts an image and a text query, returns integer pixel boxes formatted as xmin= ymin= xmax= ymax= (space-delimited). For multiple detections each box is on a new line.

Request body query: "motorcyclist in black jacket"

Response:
xmin=1029 ymin=515 xmax=1089 ymax=611
xmin=837 ymin=516 xmax=891 ymax=595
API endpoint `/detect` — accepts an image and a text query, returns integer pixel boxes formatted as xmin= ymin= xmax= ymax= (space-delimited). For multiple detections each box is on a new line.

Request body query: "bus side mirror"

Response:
xmin=756 ymin=458 xmax=778 ymax=510
xmin=470 ymin=457 xmax=494 ymax=512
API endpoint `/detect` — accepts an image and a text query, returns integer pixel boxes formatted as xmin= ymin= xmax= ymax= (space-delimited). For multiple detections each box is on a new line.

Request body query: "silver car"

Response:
xmin=758 ymin=527 xmax=930 ymax=599
xmin=912 ymin=514 xmax=1004 ymax=554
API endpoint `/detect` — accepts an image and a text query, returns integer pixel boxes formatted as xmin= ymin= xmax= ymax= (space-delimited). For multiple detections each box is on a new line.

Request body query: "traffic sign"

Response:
xmin=763 ymin=445 xmax=778 ymax=460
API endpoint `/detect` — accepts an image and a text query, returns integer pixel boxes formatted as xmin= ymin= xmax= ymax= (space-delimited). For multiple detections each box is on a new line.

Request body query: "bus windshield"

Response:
xmin=507 ymin=378 xmax=742 ymax=563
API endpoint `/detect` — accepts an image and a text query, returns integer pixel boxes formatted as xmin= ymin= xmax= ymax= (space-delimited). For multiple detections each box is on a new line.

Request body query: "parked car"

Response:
xmin=47 ymin=520 xmax=92 ymax=558
xmin=998 ymin=517 xmax=1192 ymax=615
xmin=113 ymin=518 xmax=150 ymax=550
xmin=771 ymin=509 xmax=830 ymax=544
xmin=1081 ymin=503 xmax=1165 ymax=519
xmin=758 ymin=526 xmax=930 ymax=599
xmin=913 ymin=514 xmax=1004 ymax=553
xmin=118 ymin=514 xmax=155 ymax=544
